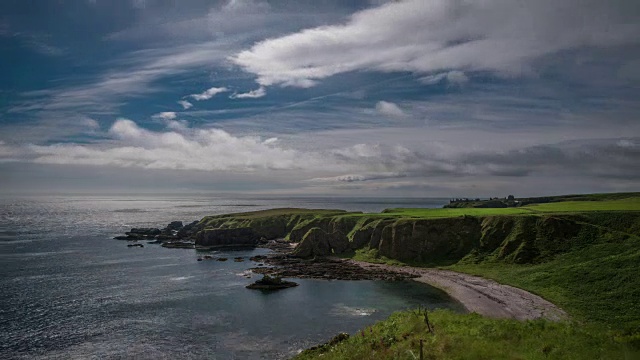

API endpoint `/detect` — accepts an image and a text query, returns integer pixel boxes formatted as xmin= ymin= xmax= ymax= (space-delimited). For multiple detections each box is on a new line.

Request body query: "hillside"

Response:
xmin=186 ymin=193 xmax=640 ymax=358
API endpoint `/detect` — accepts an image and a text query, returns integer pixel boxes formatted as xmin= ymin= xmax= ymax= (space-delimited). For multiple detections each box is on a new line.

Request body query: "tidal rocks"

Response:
xmin=167 ymin=221 xmax=183 ymax=230
xmin=246 ymin=275 xmax=298 ymax=290
xmin=114 ymin=220 xmax=199 ymax=242
xmin=161 ymin=241 xmax=195 ymax=249
xmin=114 ymin=227 xmax=161 ymax=241
xmin=251 ymin=256 xmax=417 ymax=281
xmin=127 ymin=243 xmax=144 ymax=248
xmin=249 ymin=255 xmax=268 ymax=262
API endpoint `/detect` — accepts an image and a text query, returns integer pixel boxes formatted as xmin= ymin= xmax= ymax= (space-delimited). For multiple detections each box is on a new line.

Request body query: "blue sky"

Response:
xmin=0 ymin=0 xmax=639 ymax=196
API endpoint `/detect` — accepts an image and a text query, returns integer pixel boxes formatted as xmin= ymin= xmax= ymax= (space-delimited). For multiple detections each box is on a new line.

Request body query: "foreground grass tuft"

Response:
xmin=295 ymin=310 xmax=636 ymax=360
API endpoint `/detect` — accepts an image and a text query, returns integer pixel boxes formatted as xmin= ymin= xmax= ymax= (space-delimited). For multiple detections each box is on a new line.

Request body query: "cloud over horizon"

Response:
xmin=0 ymin=0 xmax=638 ymax=196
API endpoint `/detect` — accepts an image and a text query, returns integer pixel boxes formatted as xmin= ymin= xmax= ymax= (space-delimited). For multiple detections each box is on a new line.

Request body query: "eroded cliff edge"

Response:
xmin=187 ymin=208 xmax=640 ymax=266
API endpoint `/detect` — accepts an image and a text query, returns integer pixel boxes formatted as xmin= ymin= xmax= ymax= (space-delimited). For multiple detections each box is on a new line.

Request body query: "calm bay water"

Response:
xmin=0 ymin=195 xmax=462 ymax=359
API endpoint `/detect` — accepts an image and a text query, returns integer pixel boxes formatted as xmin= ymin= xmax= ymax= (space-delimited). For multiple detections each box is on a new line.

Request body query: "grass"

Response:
xmin=380 ymin=197 xmax=640 ymax=218
xmin=380 ymin=207 xmax=532 ymax=218
xmin=297 ymin=195 xmax=640 ymax=359
xmin=295 ymin=310 xmax=636 ymax=360
xmin=449 ymin=235 xmax=640 ymax=336
xmin=523 ymin=197 xmax=640 ymax=213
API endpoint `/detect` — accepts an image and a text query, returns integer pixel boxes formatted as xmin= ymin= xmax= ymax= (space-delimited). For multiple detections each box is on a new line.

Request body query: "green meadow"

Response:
xmin=296 ymin=193 xmax=640 ymax=359
xmin=382 ymin=196 xmax=640 ymax=218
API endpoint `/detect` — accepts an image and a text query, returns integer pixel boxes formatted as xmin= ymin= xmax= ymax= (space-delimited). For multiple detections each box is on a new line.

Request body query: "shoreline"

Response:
xmin=114 ymin=218 xmax=568 ymax=322
xmin=345 ymin=259 xmax=567 ymax=321
xmin=251 ymin=245 xmax=566 ymax=321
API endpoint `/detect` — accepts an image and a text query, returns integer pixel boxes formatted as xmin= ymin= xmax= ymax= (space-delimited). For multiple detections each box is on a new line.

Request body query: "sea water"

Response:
xmin=0 ymin=195 xmax=463 ymax=359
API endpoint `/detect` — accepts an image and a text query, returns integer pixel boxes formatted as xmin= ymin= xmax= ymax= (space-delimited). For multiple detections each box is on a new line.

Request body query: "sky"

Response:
xmin=0 ymin=0 xmax=639 ymax=197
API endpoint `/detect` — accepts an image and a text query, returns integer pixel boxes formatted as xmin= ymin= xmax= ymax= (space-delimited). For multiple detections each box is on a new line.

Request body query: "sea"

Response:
xmin=0 ymin=195 xmax=464 ymax=359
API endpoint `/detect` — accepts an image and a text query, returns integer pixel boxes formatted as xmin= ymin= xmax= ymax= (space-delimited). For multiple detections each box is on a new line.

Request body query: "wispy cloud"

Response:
xmin=230 ymin=87 xmax=266 ymax=99
xmin=153 ymin=112 xmax=177 ymax=120
xmin=27 ymin=119 xmax=317 ymax=172
xmin=375 ymin=101 xmax=406 ymax=118
xmin=420 ymin=71 xmax=469 ymax=86
xmin=189 ymin=87 xmax=229 ymax=101
xmin=232 ymin=0 xmax=640 ymax=87
xmin=178 ymin=100 xmax=193 ymax=110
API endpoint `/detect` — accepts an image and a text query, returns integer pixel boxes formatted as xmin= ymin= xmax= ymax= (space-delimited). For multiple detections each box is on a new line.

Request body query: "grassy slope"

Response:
xmin=295 ymin=310 xmax=633 ymax=360
xmin=295 ymin=194 xmax=640 ymax=359
xmin=449 ymin=236 xmax=640 ymax=334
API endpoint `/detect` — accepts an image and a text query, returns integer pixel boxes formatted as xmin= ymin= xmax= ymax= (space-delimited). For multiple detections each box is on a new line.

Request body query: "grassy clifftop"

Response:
xmin=192 ymin=194 xmax=640 ymax=357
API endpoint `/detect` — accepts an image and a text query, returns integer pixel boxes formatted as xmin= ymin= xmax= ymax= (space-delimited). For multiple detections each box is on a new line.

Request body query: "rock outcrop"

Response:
xmin=195 ymin=227 xmax=259 ymax=248
xmin=113 ymin=208 xmax=639 ymax=267
xmin=245 ymin=275 xmax=298 ymax=290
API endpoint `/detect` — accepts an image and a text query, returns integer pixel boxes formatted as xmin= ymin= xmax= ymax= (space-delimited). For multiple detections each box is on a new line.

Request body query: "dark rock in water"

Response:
xmin=113 ymin=236 xmax=130 ymax=240
xmin=197 ymin=258 xmax=203 ymax=261
xmin=166 ymin=221 xmax=183 ymax=230
xmin=251 ymin=256 xmax=418 ymax=281
xmin=250 ymin=255 xmax=268 ymax=262
xmin=217 ymin=257 xmax=228 ymax=262
xmin=127 ymin=243 xmax=144 ymax=248
xmin=203 ymin=255 xmax=213 ymax=260
xmin=161 ymin=241 xmax=195 ymax=249
xmin=195 ymin=227 xmax=259 ymax=248
xmin=176 ymin=220 xmax=199 ymax=238
xmin=246 ymin=275 xmax=298 ymax=290
xmin=129 ymin=228 xmax=161 ymax=236
xmin=234 ymin=257 xmax=244 ymax=262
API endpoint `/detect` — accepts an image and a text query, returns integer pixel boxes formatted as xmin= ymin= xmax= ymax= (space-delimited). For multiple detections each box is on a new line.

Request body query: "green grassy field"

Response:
xmin=298 ymin=194 xmax=640 ymax=359
xmin=382 ymin=197 xmax=640 ymax=218
xmin=450 ymin=237 xmax=640 ymax=335
xmin=295 ymin=310 xmax=635 ymax=360
xmin=523 ymin=197 xmax=640 ymax=212
xmin=381 ymin=207 xmax=532 ymax=218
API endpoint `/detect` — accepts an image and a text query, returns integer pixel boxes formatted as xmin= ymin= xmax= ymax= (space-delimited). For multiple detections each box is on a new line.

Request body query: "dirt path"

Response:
xmin=347 ymin=260 xmax=567 ymax=321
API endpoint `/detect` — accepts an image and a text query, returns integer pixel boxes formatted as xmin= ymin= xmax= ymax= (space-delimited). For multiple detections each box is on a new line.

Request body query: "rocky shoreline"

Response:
xmin=113 ymin=214 xmax=568 ymax=321
xmin=250 ymin=254 xmax=417 ymax=281
xmin=114 ymin=221 xmax=416 ymax=282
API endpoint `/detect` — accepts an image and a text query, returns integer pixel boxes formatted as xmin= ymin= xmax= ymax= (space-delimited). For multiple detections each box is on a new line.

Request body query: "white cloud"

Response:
xmin=80 ymin=118 xmax=100 ymax=130
xmin=223 ymin=0 xmax=270 ymax=13
xmin=153 ymin=112 xmax=177 ymax=120
xmin=420 ymin=71 xmax=469 ymax=86
xmin=310 ymin=172 xmax=405 ymax=183
xmin=29 ymin=119 xmax=316 ymax=172
xmin=190 ymin=87 xmax=229 ymax=101
xmin=230 ymin=87 xmax=266 ymax=99
xmin=166 ymin=120 xmax=189 ymax=132
xmin=375 ymin=101 xmax=406 ymax=118
xmin=178 ymin=100 xmax=193 ymax=109
xmin=232 ymin=0 xmax=640 ymax=87
xmin=263 ymin=137 xmax=279 ymax=145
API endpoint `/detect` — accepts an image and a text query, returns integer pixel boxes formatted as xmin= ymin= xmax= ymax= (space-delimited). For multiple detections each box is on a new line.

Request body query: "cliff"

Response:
xmin=193 ymin=208 xmax=350 ymax=248
xmin=190 ymin=207 xmax=640 ymax=266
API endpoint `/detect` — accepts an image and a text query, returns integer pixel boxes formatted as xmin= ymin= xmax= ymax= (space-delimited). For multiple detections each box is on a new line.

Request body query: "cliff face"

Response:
xmin=191 ymin=208 xmax=640 ymax=265
xmin=193 ymin=209 xmax=348 ymax=247
xmin=288 ymin=213 xmax=637 ymax=264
